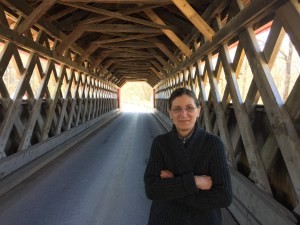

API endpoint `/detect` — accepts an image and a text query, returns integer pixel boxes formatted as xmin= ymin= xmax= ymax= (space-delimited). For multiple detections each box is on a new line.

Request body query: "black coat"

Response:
xmin=144 ymin=124 xmax=232 ymax=225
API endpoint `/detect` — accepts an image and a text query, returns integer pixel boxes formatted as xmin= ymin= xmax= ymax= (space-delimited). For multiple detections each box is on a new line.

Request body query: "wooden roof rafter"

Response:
xmin=1 ymin=0 xmax=286 ymax=88
xmin=144 ymin=8 xmax=192 ymax=57
xmin=58 ymin=2 xmax=175 ymax=30
xmin=78 ymin=3 xmax=171 ymax=25
xmin=17 ymin=0 xmax=58 ymax=35
xmin=59 ymin=0 xmax=173 ymax=3
xmin=171 ymin=0 xmax=215 ymax=41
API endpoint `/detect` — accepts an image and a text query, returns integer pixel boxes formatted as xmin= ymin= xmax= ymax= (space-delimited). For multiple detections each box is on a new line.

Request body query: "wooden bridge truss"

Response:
xmin=0 ymin=0 xmax=299 ymax=224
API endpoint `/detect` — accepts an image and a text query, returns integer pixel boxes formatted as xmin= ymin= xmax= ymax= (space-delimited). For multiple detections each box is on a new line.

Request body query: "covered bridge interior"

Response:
xmin=0 ymin=0 xmax=299 ymax=224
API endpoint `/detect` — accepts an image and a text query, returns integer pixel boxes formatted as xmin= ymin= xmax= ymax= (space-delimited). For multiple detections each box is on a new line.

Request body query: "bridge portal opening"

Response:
xmin=120 ymin=82 xmax=153 ymax=112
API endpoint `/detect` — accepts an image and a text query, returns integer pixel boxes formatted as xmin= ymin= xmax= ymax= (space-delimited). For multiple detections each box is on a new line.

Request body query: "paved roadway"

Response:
xmin=0 ymin=112 xmax=238 ymax=225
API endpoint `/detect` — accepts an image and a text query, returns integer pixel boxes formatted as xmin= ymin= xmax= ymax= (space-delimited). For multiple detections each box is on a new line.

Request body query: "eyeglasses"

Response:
xmin=170 ymin=106 xmax=197 ymax=114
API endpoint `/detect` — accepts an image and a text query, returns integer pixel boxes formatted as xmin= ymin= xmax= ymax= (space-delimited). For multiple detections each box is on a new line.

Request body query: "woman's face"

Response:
xmin=168 ymin=94 xmax=200 ymax=136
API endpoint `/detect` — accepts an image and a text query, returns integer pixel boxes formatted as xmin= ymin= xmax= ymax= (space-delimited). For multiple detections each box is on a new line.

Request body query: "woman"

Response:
xmin=144 ymin=87 xmax=232 ymax=225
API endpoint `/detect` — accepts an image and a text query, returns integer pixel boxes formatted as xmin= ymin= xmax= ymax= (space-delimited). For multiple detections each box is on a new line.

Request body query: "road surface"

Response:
xmin=0 ymin=112 xmax=165 ymax=225
xmin=0 ymin=112 xmax=238 ymax=225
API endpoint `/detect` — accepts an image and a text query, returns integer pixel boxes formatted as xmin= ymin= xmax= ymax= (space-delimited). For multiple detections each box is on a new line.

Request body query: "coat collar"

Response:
xmin=167 ymin=121 xmax=208 ymax=169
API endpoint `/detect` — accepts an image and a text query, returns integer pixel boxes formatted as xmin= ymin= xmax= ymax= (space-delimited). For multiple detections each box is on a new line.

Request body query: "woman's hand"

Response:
xmin=160 ymin=170 xmax=174 ymax=179
xmin=160 ymin=171 xmax=212 ymax=190
xmin=194 ymin=175 xmax=213 ymax=190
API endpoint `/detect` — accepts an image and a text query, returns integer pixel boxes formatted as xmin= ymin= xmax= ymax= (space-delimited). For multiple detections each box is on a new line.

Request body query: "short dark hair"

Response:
xmin=168 ymin=88 xmax=199 ymax=109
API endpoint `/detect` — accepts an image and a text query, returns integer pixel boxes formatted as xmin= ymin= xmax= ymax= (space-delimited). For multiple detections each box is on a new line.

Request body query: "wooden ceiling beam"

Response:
xmin=102 ymin=47 xmax=154 ymax=56
xmin=149 ymin=67 xmax=165 ymax=79
xmin=172 ymin=0 xmax=215 ymax=41
xmin=106 ymin=53 xmax=153 ymax=58
xmin=59 ymin=2 xmax=174 ymax=30
xmin=55 ymin=9 xmax=89 ymax=32
xmin=114 ymin=66 xmax=151 ymax=71
xmin=115 ymin=62 xmax=152 ymax=66
xmin=154 ymin=8 xmax=194 ymax=34
xmin=115 ymin=64 xmax=152 ymax=68
xmin=121 ymin=66 xmax=151 ymax=69
xmin=144 ymin=9 xmax=192 ymax=57
xmin=121 ymin=71 xmax=152 ymax=75
xmin=114 ymin=68 xmax=152 ymax=72
xmin=60 ymin=0 xmax=172 ymax=3
xmin=81 ymin=4 xmax=170 ymax=25
xmin=91 ymin=33 xmax=160 ymax=45
xmin=109 ymin=58 xmax=149 ymax=62
xmin=87 ymin=24 xmax=162 ymax=33
xmin=47 ymin=6 xmax=77 ymax=22
xmin=56 ymin=23 xmax=88 ymax=55
xmin=99 ymin=61 xmax=114 ymax=74
xmin=90 ymin=52 xmax=109 ymax=70
xmin=172 ymin=0 xmax=287 ymax=75
xmin=150 ymin=60 xmax=168 ymax=76
xmin=152 ymin=40 xmax=181 ymax=65
xmin=17 ymin=0 xmax=58 ymax=34
xmin=116 ymin=76 xmax=125 ymax=87
xmin=94 ymin=41 xmax=156 ymax=48
xmin=147 ymin=48 xmax=169 ymax=67
xmin=53 ymin=2 xmax=172 ymax=55
xmin=79 ymin=45 xmax=99 ymax=62
xmin=114 ymin=69 xmax=152 ymax=73
xmin=1 ymin=0 xmax=100 ymax=66
xmin=148 ymin=69 xmax=163 ymax=81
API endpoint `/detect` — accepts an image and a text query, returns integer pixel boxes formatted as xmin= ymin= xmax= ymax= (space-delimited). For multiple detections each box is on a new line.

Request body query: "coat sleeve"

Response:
xmin=176 ymin=135 xmax=232 ymax=210
xmin=144 ymin=136 xmax=198 ymax=200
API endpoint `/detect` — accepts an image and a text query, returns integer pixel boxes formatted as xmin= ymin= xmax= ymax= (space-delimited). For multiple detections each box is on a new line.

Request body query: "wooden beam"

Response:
xmin=276 ymin=0 xmax=300 ymax=57
xmin=170 ymin=0 xmax=289 ymax=75
xmin=0 ymin=4 xmax=9 ymax=27
xmin=203 ymin=56 xmax=236 ymax=166
xmin=0 ymin=53 xmax=37 ymax=156
xmin=90 ymin=52 xmax=109 ymax=70
xmin=172 ymin=0 xmax=215 ymax=41
xmin=60 ymin=0 xmax=172 ymax=3
xmin=150 ymin=60 xmax=167 ymax=77
xmin=95 ymin=41 xmax=156 ymax=48
xmin=148 ymin=69 xmax=162 ymax=82
xmin=87 ymin=24 xmax=162 ymax=34
xmin=59 ymin=2 xmax=174 ymax=30
xmin=286 ymin=76 xmax=300 ymax=121
xmin=219 ymin=44 xmax=271 ymax=193
xmin=91 ymin=33 xmax=160 ymax=45
xmin=144 ymin=9 xmax=192 ymax=57
xmin=193 ymin=55 xmax=212 ymax=132
xmin=147 ymin=48 xmax=171 ymax=70
xmin=79 ymin=45 xmax=99 ymax=62
xmin=149 ymin=67 xmax=164 ymax=80
xmin=100 ymin=61 xmax=114 ymax=74
xmin=56 ymin=24 xmax=88 ymax=55
xmin=103 ymin=47 xmax=153 ymax=56
xmin=151 ymin=39 xmax=181 ymax=65
xmin=154 ymin=8 xmax=194 ymax=34
xmin=240 ymin=26 xmax=300 ymax=208
xmin=47 ymin=7 xmax=77 ymax=22
xmin=17 ymin=61 xmax=56 ymax=151
xmin=1 ymin=0 xmax=97 ymax=67
xmin=17 ymin=0 xmax=57 ymax=34
xmin=81 ymin=4 xmax=169 ymax=25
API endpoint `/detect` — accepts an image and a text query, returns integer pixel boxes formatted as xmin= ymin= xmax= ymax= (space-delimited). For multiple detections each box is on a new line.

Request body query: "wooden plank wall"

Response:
xmin=154 ymin=0 xmax=300 ymax=224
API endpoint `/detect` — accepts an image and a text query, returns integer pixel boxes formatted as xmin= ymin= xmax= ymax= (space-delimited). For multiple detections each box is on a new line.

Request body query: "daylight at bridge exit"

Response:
xmin=0 ymin=0 xmax=299 ymax=225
